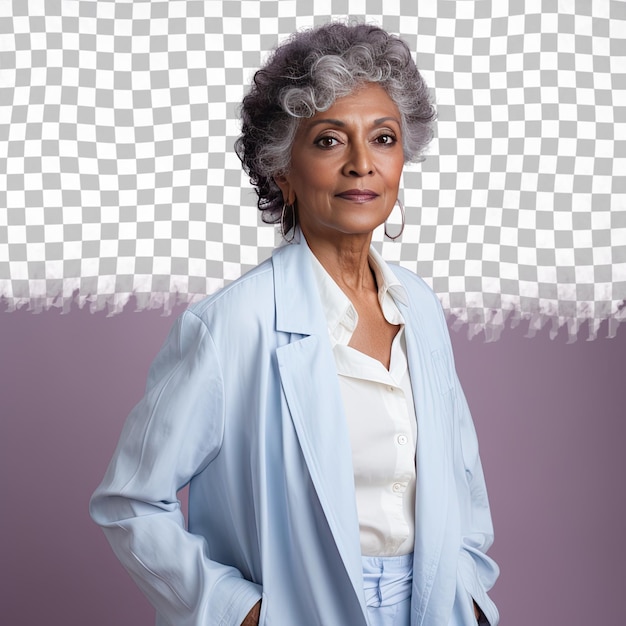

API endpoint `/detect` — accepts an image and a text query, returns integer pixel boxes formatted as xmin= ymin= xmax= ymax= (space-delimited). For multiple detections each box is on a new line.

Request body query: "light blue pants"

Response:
xmin=362 ymin=553 xmax=413 ymax=626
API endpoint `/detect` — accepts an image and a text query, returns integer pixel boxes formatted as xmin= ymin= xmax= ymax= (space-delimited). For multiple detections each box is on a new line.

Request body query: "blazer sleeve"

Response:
xmin=428 ymin=292 xmax=499 ymax=625
xmin=89 ymin=309 xmax=262 ymax=626
xmin=441 ymin=319 xmax=500 ymax=625
xmin=451 ymin=367 xmax=500 ymax=625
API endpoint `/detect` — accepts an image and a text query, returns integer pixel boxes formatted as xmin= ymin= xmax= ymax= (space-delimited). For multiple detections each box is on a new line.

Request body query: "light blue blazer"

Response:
xmin=90 ymin=235 xmax=499 ymax=626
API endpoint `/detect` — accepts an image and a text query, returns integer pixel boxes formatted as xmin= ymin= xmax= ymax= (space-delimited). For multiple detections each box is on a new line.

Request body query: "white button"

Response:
xmin=387 ymin=385 xmax=395 ymax=392
xmin=397 ymin=434 xmax=408 ymax=445
xmin=392 ymin=482 xmax=405 ymax=493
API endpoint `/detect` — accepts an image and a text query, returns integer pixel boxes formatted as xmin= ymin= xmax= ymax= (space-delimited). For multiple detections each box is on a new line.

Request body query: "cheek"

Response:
xmin=378 ymin=152 xmax=404 ymax=181
xmin=304 ymin=171 xmax=335 ymax=193
xmin=384 ymin=165 xmax=404 ymax=190
xmin=393 ymin=160 xmax=405 ymax=185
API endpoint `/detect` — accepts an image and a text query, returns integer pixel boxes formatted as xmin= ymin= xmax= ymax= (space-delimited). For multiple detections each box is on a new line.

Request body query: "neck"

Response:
xmin=301 ymin=228 xmax=376 ymax=294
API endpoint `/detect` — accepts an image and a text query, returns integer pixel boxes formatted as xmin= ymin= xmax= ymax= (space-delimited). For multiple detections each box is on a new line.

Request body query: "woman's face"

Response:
xmin=275 ymin=82 xmax=405 ymax=245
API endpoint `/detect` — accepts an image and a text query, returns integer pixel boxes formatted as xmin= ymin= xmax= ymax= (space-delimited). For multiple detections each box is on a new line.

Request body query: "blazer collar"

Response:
xmin=272 ymin=232 xmax=330 ymax=337
xmin=272 ymin=232 xmax=410 ymax=336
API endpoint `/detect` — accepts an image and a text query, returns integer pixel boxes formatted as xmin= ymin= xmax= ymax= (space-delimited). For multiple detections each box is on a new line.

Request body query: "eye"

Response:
xmin=374 ymin=133 xmax=397 ymax=145
xmin=314 ymin=136 xmax=340 ymax=148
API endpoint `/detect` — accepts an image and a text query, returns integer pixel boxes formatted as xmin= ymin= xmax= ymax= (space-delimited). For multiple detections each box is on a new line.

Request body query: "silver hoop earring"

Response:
xmin=384 ymin=199 xmax=405 ymax=240
xmin=280 ymin=203 xmax=296 ymax=242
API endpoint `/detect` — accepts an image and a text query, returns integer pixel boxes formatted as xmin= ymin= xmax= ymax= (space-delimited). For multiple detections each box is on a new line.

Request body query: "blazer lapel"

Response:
xmin=272 ymin=238 xmax=367 ymax=618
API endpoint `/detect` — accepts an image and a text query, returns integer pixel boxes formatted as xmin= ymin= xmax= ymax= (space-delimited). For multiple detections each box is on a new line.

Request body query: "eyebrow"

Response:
xmin=305 ymin=116 xmax=401 ymax=130
xmin=307 ymin=118 xmax=345 ymax=128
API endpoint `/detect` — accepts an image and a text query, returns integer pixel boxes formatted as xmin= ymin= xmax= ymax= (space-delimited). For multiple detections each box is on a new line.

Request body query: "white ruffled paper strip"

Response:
xmin=1 ymin=1 xmax=625 ymax=341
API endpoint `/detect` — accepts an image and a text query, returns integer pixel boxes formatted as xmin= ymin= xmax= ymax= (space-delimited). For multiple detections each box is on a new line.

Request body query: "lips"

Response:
xmin=335 ymin=189 xmax=379 ymax=202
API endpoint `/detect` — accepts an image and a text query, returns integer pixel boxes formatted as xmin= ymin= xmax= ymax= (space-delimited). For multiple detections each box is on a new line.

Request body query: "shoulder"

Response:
xmin=387 ymin=262 xmax=453 ymax=345
xmin=386 ymin=264 xmax=459 ymax=374
xmin=389 ymin=263 xmax=443 ymax=311
xmin=183 ymin=256 xmax=276 ymax=341
xmin=188 ymin=258 xmax=273 ymax=315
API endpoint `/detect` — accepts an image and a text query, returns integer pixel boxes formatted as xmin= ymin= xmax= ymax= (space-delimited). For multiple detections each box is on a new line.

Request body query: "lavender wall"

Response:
xmin=1 ymin=305 xmax=624 ymax=625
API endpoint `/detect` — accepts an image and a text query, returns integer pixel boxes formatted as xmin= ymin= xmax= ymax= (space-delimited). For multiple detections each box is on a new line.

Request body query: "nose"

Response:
xmin=342 ymin=141 xmax=374 ymax=177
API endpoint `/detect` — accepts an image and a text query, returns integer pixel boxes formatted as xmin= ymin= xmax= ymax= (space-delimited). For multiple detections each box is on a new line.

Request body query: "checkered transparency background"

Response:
xmin=1 ymin=0 xmax=625 ymax=340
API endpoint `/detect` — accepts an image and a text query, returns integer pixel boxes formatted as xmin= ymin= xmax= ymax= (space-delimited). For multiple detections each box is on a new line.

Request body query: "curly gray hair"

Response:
xmin=235 ymin=21 xmax=436 ymax=235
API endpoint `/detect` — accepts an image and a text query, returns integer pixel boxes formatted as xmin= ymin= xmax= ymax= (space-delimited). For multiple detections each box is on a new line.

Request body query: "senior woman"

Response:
xmin=90 ymin=22 xmax=499 ymax=626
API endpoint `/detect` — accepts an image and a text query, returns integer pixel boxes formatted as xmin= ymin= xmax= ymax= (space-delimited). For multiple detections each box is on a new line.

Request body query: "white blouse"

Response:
xmin=309 ymin=248 xmax=418 ymax=556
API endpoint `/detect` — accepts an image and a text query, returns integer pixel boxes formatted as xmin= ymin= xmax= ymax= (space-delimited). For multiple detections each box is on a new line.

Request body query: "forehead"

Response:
xmin=307 ymin=83 xmax=400 ymax=124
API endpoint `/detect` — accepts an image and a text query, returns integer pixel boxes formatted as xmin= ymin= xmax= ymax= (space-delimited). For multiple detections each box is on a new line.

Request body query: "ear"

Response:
xmin=274 ymin=174 xmax=295 ymax=205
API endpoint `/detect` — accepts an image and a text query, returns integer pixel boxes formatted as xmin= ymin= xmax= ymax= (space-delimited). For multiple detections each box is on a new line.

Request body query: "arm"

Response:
xmin=241 ymin=601 xmax=262 ymax=626
xmin=90 ymin=310 xmax=261 ymax=626
xmin=451 ymin=360 xmax=500 ymax=625
xmin=426 ymin=286 xmax=499 ymax=624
